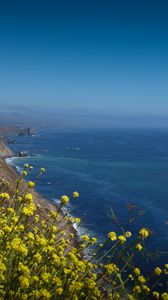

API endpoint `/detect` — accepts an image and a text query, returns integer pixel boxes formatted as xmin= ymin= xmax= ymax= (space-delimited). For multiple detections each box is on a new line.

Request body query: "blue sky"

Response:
xmin=0 ymin=0 xmax=168 ymax=116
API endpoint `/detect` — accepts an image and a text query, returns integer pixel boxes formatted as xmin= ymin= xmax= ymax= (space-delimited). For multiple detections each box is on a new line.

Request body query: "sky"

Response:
xmin=0 ymin=0 xmax=168 ymax=118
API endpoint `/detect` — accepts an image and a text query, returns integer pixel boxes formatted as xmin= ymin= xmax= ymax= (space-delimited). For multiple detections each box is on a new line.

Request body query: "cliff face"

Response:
xmin=0 ymin=126 xmax=35 ymax=137
xmin=0 ymin=141 xmax=14 ymax=158
xmin=0 ymin=158 xmax=77 ymax=248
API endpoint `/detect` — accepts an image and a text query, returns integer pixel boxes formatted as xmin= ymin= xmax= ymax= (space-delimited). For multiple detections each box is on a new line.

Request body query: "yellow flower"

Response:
xmin=128 ymin=274 xmax=134 ymax=281
xmin=34 ymin=253 xmax=42 ymax=263
xmin=18 ymin=196 xmax=23 ymax=202
xmin=28 ymin=181 xmax=35 ymax=188
xmin=82 ymin=234 xmax=90 ymax=242
xmin=24 ymin=163 xmax=29 ymax=168
xmin=39 ymin=289 xmax=51 ymax=299
xmin=56 ymin=287 xmax=63 ymax=295
xmin=36 ymin=236 xmax=47 ymax=247
xmin=24 ymin=193 xmax=33 ymax=202
xmin=138 ymin=275 xmax=146 ymax=284
xmin=0 ymin=193 xmax=10 ymax=200
xmin=127 ymin=295 xmax=135 ymax=300
xmin=86 ymin=278 xmax=96 ymax=289
xmin=51 ymin=225 xmax=57 ymax=232
xmin=19 ymin=276 xmax=30 ymax=289
xmin=141 ymin=285 xmax=150 ymax=294
xmin=153 ymin=291 xmax=160 ymax=299
xmin=133 ymin=268 xmax=141 ymax=276
xmin=161 ymin=293 xmax=168 ymax=300
xmin=154 ymin=267 xmax=162 ymax=276
xmin=18 ymin=224 xmax=24 ymax=231
xmin=136 ymin=243 xmax=143 ymax=251
xmin=30 ymin=291 xmax=40 ymax=298
xmin=22 ymin=203 xmax=36 ymax=216
xmin=29 ymin=165 xmax=34 ymax=170
xmin=26 ymin=232 xmax=34 ymax=240
xmin=118 ymin=235 xmax=126 ymax=244
xmin=133 ymin=286 xmax=141 ymax=294
xmin=113 ymin=293 xmax=120 ymax=300
xmin=40 ymin=167 xmax=46 ymax=173
xmin=61 ymin=195 xmax=69 ymax=205
xmin=139 ymin=228 xmax=149 ymax=239
xmin=125 ymin=231 xmax=132 ymax=238
xmin=22 ymin=171 xmax=28 ymax=176
xmin=7 ymin=207 xmax=14 ymax=214
xmin=41 ymin=272 xmax=51 ymax=283
xmin=91 ymin=237 xmax=97 ymax=244
xmin=72 ymin=191 xmax=79 ymax=198
xmin=35 ymin=214 xmax=40 ymax=222
xmin=4 ymin=226 xmax=12 ymax=233
xmin=75 ymin=217 xmax=81 ymax=223
xmin=108 ymin=231 xmax=117 ymax=241
xmin=104 ymin=263 xmax=118 ymax=274
xmin=18 ymin=263 xmax=30 ymax=275
xmin=31 ymin=276 xmax=39 ymax=283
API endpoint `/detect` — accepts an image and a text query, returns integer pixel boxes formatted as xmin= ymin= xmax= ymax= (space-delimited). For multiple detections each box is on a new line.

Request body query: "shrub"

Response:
xmin=0 ymin=164 xmax=167 ymax=299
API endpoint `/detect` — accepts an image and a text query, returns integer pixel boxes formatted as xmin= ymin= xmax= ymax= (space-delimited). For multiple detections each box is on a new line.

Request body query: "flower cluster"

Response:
xmin=0 ymin=165 xmax=167 ymax=300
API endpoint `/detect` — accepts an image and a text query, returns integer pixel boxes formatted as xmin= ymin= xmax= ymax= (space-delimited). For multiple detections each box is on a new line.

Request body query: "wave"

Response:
xmin=5 ymin=157 xmax=18 ymax=165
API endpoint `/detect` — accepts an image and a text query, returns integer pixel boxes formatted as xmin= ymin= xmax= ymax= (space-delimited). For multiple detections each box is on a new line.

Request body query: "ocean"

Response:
xmin=7 ymin=127 xmax=168 ymax=268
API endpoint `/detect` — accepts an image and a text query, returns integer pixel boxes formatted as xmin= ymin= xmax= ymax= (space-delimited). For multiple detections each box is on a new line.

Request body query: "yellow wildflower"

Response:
xmin=24 ymin=193 xmax=33 ymax=202
xmin=104 ymin=263 xmax=118 ymax=274
xmin=128 ymin=274 xmax=134 ymax=281
xmin=22 ymin=203 xmax=36 ymax=216
xmin=139 ymin=228 xmax=149 ymax=239
xmin=39 ymin=289 xmax=51 ymax=299
xmin=153 ymin=291 xmax=160 ymax=299
xmin=154 ymin=267 xmax=162 ymax=276
xmin=61 ymin=195 xmax=69 ymax=205
xmin=19 ymin=276 xmax=30 ymax=289
xmin=125 ymin=231 xmax=132 ymax=238
xmin=141 ymin=285 xmax=150 ymax=294
xmin=75 ymin=217 xmax=81 ymax=223
xmin=133 ymin=286 xmax=141 ymax=294
xmin=161 ymin=293 xmax=168 ymax=300
xmin=133 ymin=268 xmax=141 ymax=276
xmin=0 ymin=193 xmax=10 ymax=200
xmin=56 ymin=287 xmax=63 ymax=295
xmin=91 ymin=237 xmax=97 ymax=244
xmin=22 ymin=171 xmax=28 ymax=176
xmin=113 ymin=294 xmax=120 ymax=300
xmin=136 ymin=243 xmax=143 ymax=251
xmin=41 ymin=272 xmax=51 ymax=283
xmin=24 ymin=163 xmax=29 ymax=168
xmin=18 ymin=263 xmax=30 ymax=275
xmin=118 ymin=235 xmax=126 ymax=244
xmin=34 ymin=252 xmax=42 ymax=263
xmin=82 ymin=234 xmax=90 ymax=242
xmin=28 ymin=181 xmax=35 ymax=188
xmin=127 ymin=295 xmax=135 ymax=300
xmin=72 ymin=191 xmax=79 ymax=198
xmin=138 ymin=275 xmax=146 ymax=284
xmin=108 ymin=231 xmax=117 ymax=241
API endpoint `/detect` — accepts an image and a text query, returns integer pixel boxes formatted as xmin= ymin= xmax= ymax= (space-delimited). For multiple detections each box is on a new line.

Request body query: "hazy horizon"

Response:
xmin=1 ymin=105 xmax=168 ymax=129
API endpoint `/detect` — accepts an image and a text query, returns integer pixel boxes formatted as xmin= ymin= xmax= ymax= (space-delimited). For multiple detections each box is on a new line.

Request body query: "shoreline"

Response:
xmin=0 ymin=139 xmax=79 ymax=248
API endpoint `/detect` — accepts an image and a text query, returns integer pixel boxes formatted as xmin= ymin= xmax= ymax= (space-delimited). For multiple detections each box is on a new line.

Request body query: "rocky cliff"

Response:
xmin=0 ymin=141 xmax=14 ymax=158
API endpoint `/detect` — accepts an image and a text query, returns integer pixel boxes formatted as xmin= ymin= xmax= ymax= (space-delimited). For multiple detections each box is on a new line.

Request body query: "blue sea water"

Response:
xmin=8 ymin=128 xmax=168 ymax=267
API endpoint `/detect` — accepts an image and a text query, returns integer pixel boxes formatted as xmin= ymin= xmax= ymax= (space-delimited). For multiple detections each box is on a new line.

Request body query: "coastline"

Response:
xmin=0 ymin=140 xmax=79 ymax=248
